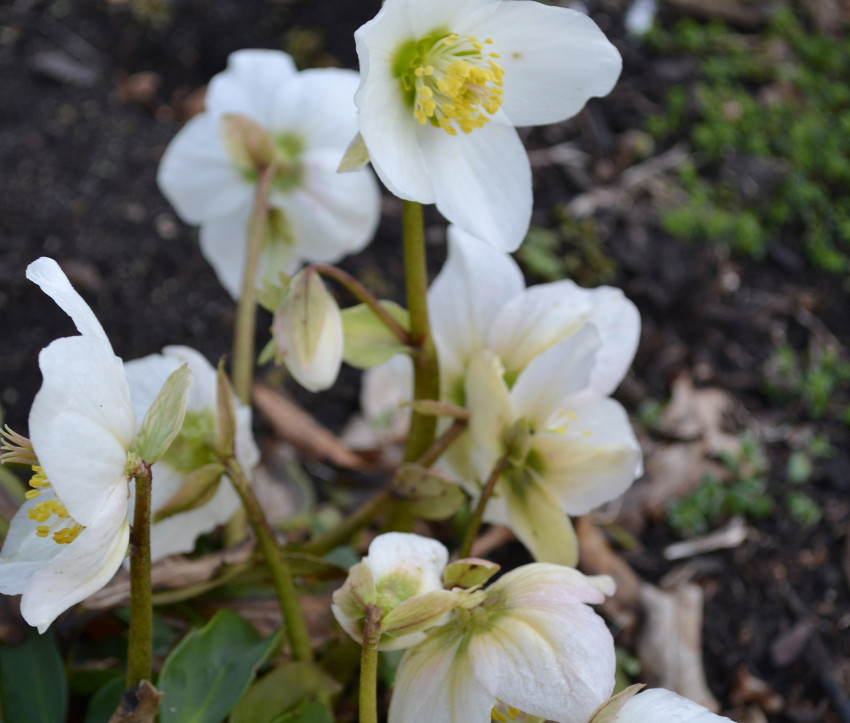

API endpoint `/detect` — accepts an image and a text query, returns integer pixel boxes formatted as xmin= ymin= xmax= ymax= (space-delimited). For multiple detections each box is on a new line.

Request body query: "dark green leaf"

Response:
xmin=83 ymin=676 xmax=125 ymax=723
xmin=0 ymin=628 xmax=67 ymax=723
xmin=158 ymin=610 xmax=280 ymax=723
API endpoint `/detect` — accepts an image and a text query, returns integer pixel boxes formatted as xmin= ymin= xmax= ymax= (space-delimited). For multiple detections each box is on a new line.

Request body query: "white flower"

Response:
xmin=0 ymin=258 xmax=136 ymax=632
xmin=590 ymin=687 xmax=735 ymax=722
xmin=123 ymin=346 xmax=260 ymax=561
xmin=389 ymin=563 xmax=617 ymax=723
xmin=332 ymin=532 xmax=461 ymax=651
xmin=366 ymin=227 xmax=642 ymax=565
xmin=158 ymin=49 xmax=381 ymax=299
xmin=354 ymin=0 xmax=622 ymax=251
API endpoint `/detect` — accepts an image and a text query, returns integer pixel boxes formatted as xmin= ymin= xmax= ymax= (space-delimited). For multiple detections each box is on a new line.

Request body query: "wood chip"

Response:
xmin=663 ymin=516 xmax=748 ymax=560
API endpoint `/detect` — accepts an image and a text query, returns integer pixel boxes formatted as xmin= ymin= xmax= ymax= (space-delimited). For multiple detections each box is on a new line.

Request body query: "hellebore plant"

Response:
xmin=0 ymin=258 xmax=190 ymax=687
xmin=353 ymin=0 xmax=622 ymax=252
xmin=158 ymin=49 xmax=381 ymax=300
xmin=123 ymin=345 xmax=260 ymax=561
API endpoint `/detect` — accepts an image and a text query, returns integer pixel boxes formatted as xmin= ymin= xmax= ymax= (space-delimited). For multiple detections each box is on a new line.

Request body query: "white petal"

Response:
xmin=497 ymin=469 xmax=579 ymax=566
xmin=486 ymin=280 xmax=595 ymax=376
xmin=157 ymin=113 xmax=255 ymax=225
xmin=147 ymin=465 xmax=240 ymax=561
xmin=470 ymin=2 xmax=622 ymax=127
xmin=20 ymin=483 xmax=129 ymax=633
xmin=364 ymin=532 xmax=448 ymax=594
xmin=465 ymin=350 xmax=514 ymax=470
xmin=510 ymin=325 xmax=600 ymax=429
xmin=487 ymin=563 xmax=615 ymax=607
xmin=273 ymin=147 xmax=381 ymax=266
xmin=354 ymin=18 xmax=436 ymax=203
xmin=268 ymin=68 xmax=362 ymax=149
xmin=123 ymin=352 xmax=183 ymax=424
xmin=583 ymin=287 xmax=641 ymax=396
xmin=422 ymin=118 xmax=531 ymax=252
xmin=0 ymin=499 xmax=64 ymax=595
xmin=26 ymin=258 xmax=108 ymax=342
xmin=429 ymin=227 xmax=524 ymax=389
xmin=198 ymin=202 xmax=254 ymax=300
xmin=612 ymin=688 xmax=734 ymax=722
xmin=30 ymin=336 xmax=135 ymax=526
xmin=389 ymin=627 xmax=495 ymax=723
xmin=405 ymin=0 xmax=497 ymax=32
xmin=205 ymin=49 xmax=297 ymax=125
xmin=471 ymin=604 xmax=615 ymax=722
xmin=532 ymin=398 xmax=641 ymax=515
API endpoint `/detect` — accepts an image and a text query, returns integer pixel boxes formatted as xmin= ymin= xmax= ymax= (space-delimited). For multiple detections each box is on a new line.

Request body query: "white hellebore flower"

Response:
xmin=0 ymin=258 xmax=138 ymax=632
xmin=354 ymin=0 xmax=622 ymax=252
xmin=589 ymin=687 xmax=736 ymax=722
xmin=367 ymin=227 xmax=642 ymax=565
xmin=123 ymin=346 xmax=260 ymax=562
xmin=389 ymin=564 xmax=617 ymax=723
xmin=332 ymin=532 xmax=463 ymax=651
xmin=158 ymin=49 xmax=381 ymax=299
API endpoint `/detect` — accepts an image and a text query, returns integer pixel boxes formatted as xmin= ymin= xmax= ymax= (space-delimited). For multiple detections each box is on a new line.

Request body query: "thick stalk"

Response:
xmin=225 ymin=457 xmax=313 ymax=662
xmin=313 ymin=264 xmax=411 ymax=345
xmin=126 ymin=463 xmax=153 ymax=688
xmin=232 ymin=164 xmax=276 ymax=404
xmin=401 ymin=201 xmax=439 ymax=462
xmin=359 ymin=605 xmax=381 ymax=723
xmin=458 ymin=457 xmax=509 ymax=559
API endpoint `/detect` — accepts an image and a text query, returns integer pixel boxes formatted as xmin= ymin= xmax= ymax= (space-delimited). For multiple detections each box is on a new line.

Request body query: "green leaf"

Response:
xmin=0 ymin=628 xmax=67 ymax=723
xmin=278 ymin=701 xmax=334 ymax=723
xmin=133 ymin=364 xmax=192 ymax=464
xmin=230 ymin=662 xmax=338 ymax=723
xmin=83 ymin=676 xmax=124 ymax=723
xmin=341 ymin=302 xmax=410 ymax=369
xmin=393 ymin=464 xmax=467 ymax=520
xmin=158 ymin=610 xmax=280 ymax=723
xmin=152 ymin=463 xmax=224 ymax=523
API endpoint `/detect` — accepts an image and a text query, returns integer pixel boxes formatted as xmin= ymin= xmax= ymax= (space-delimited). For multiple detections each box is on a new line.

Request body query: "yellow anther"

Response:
xmin=566 ymin=411 xmax=579 ymax=420
xmin=53 ymin=524 xmax=83 ymax=545
xmin=36 ymin=526 xmax=50 ymax=538
xmin=25 ymin=489 xmax=41 ymax=500
xmin=492 ymin=711 xmax=508 ymax=722
xmin=582 ymin=430 xmax=592 ymax=437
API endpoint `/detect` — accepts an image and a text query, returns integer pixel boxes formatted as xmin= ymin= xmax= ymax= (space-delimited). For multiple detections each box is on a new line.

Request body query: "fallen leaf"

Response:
xmin=636 ymin=581 xmax=720 ymax=711
xmin=730 ymin=667 xmax=784 ymax=714
xmin=253 ymin=384 xmax=367 ymax=469
xmin=108 ymin=680 xmax=162 ymax=723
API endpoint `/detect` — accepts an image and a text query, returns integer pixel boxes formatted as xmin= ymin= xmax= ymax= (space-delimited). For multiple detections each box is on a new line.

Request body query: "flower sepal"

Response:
xmin=220 ymin=113 xmax=276 ymax=172
xmin=132 ymin=363 xmax=192 ymax=465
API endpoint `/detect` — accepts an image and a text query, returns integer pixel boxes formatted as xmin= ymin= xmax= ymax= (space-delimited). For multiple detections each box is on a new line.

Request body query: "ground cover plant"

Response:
xmin=0 ymin=0 xmax=848 ymax=721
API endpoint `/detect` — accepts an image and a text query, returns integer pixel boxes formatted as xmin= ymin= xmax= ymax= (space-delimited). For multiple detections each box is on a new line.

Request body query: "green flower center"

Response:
xmin=393 ymin=30 xmax=505 ymax=136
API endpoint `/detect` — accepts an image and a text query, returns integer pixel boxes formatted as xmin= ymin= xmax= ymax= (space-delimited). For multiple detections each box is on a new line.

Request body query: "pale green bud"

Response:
xmin=132 ymin=363 xmax=191 ymax=464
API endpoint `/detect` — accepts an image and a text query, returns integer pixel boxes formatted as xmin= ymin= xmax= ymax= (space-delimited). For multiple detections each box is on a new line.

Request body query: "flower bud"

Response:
xmin=272 ymin=269 xmax=343 ymax=392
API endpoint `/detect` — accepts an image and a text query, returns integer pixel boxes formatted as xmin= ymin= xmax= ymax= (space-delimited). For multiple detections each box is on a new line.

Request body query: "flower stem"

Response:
xmin=458 ymin=457 xmax=509 ymax=559
xmin=298 ymin=487 xmax=392 ymax=556
xmin=224 ymin=456 xmax=313 ymax=662
xmin=232 ymin=163 xmax=276 ymax=405
xmin=313 ymin=264 xmax=411 ymax=345
xmin=126 ymin=462 xmax=153 ymax=688
xmin=359 ymin=604 xmax=381 ymax=723
xmin=401 ymin=201 xmax=439 ymax=463
xmin=416 ymin=419 xmax=467 ymax=469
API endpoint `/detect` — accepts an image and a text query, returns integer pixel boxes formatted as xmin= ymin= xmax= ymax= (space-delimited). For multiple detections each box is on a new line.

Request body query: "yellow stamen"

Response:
xmin=24 ymin=465 xmax=85 ymax=544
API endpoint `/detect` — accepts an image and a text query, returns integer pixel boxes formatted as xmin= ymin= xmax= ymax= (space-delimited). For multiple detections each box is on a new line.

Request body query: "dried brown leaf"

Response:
xmin=253 ymin=384 xmax=367 ymax=469
xmin=108 ymin=680 xmax=162 ymax=723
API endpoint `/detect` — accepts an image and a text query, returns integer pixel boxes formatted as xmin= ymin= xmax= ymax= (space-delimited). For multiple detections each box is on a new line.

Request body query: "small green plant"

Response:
xmin=646 ymin=10 xmax=850 ymax=271
xmin=764 ymin=343 xmax=850 ymax=420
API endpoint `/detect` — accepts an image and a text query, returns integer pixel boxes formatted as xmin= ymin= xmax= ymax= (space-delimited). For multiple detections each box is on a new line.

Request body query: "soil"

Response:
xmin=1 ymin=0 xmax=848 ymax=721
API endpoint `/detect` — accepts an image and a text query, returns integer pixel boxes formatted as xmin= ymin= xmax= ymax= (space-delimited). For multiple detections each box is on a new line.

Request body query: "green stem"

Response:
xmin=416 ymin=419 xmax=467 ymax=469
xmin=232 ymin=163 xmax=276 ymax=405
xmin=225 ymin=457 xmax=313 ymax=662
xmin=458 ymin=457 xmax=509 ymax=559
xmin=401 ymin=201 xmax=440 ymax=463
xmin=312 ymin=264 xmax=411 ymax=345
xmin=359 ymin=605 xmax=381 ymax=723
xmin=298 ymin=488 xmax=392 ymax=556
xmin=126 ymin=462 xmax=153 ymax=688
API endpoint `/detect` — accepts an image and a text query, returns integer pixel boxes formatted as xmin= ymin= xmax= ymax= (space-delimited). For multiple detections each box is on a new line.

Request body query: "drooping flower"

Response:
xmin=353 ymin=0 xmax=622 ymax=251
xmin=389 ymin=563 xmax=617 ymax=723
xmin=0 ymin=258 xmax=138 ymax=632
xmin=158 ymin=49 xmax=381 ymax=299
xmin=589 ymin=687 xmax=736 ymax=722
xmin=332 ymin=532 xmax=464 ymax=651
xmin=123 ymin=346 xmax=259 ymax=561
xmin=365 ymin=227 xmax=642 ymax=565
